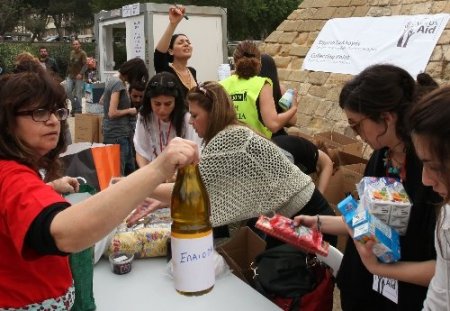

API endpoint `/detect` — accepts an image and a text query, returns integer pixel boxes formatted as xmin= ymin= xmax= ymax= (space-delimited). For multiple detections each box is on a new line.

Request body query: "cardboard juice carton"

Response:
xmin=352 ymin=209 xmax=401 ymax=263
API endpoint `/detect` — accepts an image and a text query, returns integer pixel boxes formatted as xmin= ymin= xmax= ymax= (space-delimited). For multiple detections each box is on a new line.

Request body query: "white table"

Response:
xmin=93 ymin=257 xmax=281 ymax=310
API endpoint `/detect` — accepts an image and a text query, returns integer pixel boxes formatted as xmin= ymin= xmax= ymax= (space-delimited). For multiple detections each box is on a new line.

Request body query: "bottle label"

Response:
xmin=171 ymin=230 xmax=215 ymax=292
xmin=278 ymin=89 xmax=294 ymax=111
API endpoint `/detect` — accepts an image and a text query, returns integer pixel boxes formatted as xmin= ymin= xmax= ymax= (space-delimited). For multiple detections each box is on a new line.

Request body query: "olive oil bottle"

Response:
xmin=170 ymin=164 xmax=214 ymax=295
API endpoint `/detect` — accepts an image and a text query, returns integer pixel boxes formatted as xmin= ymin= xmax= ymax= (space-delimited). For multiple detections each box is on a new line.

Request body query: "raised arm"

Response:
xmin=315 ymin=150 xmax=333 ymax=193
xmin=352 ymin=239 xmax=435 ymax=287
xmin=50 ymin=138 xmax=198 ymax=253
xmin=155 ymin=6 xmax=185 ymax=53
xmin=259 ymin=84 xmax=298 ymax=133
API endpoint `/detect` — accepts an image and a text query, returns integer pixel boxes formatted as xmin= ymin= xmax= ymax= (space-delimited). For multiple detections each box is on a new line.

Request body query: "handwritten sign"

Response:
xmin=122 ymin=3 xmax=140 ymax=18
xmin=126 ymin=15 xmax=145 ymax=59
xmin=171 ymin=231 xmax=215 ymax=292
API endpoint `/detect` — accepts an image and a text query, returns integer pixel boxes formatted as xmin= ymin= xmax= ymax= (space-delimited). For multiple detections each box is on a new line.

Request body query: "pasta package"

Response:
xmin=107 ymin=208 xmax=171 ymax=258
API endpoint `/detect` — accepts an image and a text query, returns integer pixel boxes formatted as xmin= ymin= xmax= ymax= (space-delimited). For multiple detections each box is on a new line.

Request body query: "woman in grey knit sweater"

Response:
xmin=135 ymin=81 xmax=336 ymax=244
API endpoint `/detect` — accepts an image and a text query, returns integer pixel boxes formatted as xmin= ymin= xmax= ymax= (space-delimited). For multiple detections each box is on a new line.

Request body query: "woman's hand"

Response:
xmin=152 ymin=137 xmax=200 ymax=181
xmin=49 ymin=176 xmax=80 ymax=194
xmin=126 ymin=198 xmax=168 ymax=227
xmin=293 ymin=215 xmax=318 ymax=229
xmin=169 ymin=5 xmax=185 ymax=24
xmin=352 ymin=239 xmax=382 ymax=274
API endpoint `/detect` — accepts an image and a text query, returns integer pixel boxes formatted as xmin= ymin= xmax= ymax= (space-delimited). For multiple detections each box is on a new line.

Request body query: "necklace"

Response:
xmin=383 ymin=149 xmax=406 ymax=182
xmin=158 ymin=118 xmax=172 ymax=153
xmin=170 ymin=64 xmax=196 ymax=90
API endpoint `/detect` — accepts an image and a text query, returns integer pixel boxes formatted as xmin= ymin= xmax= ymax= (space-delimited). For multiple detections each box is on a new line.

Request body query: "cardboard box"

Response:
xmin=98 ymin=115 xmax=104 ymax=143
xmin=75 ymin=113 xmax=101 ymax=143
xmin=314 ymin=131 xmax=364 ymax=157
xmin=286 ymin=127 xmax=317 ymax=144
xmin=320 ymin=151 xmax=368 ymax=206
xmin=216 ymin=227 xmax=266 ymax=285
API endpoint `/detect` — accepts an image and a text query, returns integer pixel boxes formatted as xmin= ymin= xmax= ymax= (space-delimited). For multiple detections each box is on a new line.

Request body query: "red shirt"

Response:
xmin=0 ymin=160 xmax=72 ymax=308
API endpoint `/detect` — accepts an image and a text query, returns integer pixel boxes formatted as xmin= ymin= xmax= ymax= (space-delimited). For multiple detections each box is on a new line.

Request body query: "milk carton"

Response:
xmin=358 ymin=177 xmax=411 ymax=235
xmin=352 ymin=209 xmax=401 ymax=263
xmin=337 ymin=195 xmax=401 ymax=263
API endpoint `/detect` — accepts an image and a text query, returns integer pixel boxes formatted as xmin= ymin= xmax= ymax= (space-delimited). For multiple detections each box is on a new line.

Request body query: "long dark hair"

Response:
xmin=0 ymin=71 xmax=67 ymax=181
xmin=410 ymin=86 xmax=450 ymax=202
xmin=260 ymin=54 xmax=282 ymax=103
xmin=339 ymin=64 xmax=416 ymax=144
xmin=410 ymin=85 xmax=450 ymax=255
xmin=140 ymin=72 xmax=186 ymax=137
xmin=119 ymin=57 xmax=149 ymax=85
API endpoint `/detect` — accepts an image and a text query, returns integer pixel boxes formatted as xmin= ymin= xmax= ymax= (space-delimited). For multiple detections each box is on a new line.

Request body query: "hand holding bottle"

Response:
xmin=152 ymin=137 xmax=200 ymax=182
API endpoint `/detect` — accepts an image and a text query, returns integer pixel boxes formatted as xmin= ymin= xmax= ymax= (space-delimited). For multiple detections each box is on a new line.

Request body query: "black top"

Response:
xmin=336 ymin=147 xmax=439 ymax=311
xmin=153 ymin=49 xmax=197 ymax=99
xmin=272 ymin=135 xmax=318 ymax=175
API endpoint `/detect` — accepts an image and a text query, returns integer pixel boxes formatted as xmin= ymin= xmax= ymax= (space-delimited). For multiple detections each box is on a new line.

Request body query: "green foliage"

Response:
xmin=0 ymin=0 xmax=22 ymax=35
xmin=0 ymin=42 xmax=95 ymax=78
xmin=90 ymin=0 xmax=301 ymax=40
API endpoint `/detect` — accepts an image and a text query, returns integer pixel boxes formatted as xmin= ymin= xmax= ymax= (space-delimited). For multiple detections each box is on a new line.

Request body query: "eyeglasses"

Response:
xmin=149 ymin=81 xmax=176 ymax=89
xmin=15 ymin=108 xmax=70 ymax=122
xmin=348 ymin=117 xmax=369 ymax=134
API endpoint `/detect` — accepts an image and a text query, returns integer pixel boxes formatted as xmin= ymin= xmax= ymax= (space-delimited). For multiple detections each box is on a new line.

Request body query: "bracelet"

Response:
xmin=316 ymin=215 xmax=322 ymax=232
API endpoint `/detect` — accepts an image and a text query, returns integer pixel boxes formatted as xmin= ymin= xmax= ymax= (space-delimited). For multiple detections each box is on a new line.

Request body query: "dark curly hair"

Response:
xmin=0 ymin=71 xmax=68 ymax=181
xmin=233 ymin=40 xmax=261 ymax=79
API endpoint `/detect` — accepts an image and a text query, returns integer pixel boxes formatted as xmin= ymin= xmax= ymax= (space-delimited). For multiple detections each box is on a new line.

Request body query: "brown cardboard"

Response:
xmin=286 ymin=127 xmax=317 ymax=144
xmin=314 ymin=131 xmax=363 ymax=157
xmin=216 ymin=226 xmax=266 ymax=285
xmin=75 ymin=113 xmax=101 ymax=143
xmin=98 ymin=115 xmax=104 ymax=143
xmin=320 ymin=151 xmax=367 ymax=206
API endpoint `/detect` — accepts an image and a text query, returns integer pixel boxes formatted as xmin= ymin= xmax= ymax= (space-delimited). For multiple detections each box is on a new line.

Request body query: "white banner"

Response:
xmin=303 ymin=14 xmax=450 ymax=77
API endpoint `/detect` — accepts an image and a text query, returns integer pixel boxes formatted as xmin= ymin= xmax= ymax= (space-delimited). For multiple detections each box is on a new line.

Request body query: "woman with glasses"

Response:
xmin=154 ymin=5 xmax=197 ymax=99
xmin=133 ymin=72 xmax=201 ymax=168
xmin=294 ymin=65 xmax=441 ymax=310
xmin=0 ymin=69 xmax=199 ymax=309
xmin=102 ymin=57 xmax=149 ymax=176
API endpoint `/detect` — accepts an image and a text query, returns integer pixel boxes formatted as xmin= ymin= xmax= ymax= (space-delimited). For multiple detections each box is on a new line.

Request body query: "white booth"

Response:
xmin=94 ymin=3 xmax=228 ymax=82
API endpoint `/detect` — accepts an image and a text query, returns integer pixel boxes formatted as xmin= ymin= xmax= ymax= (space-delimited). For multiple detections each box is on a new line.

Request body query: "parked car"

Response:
xmin=45 ymin=35 xmax=71 ymax=42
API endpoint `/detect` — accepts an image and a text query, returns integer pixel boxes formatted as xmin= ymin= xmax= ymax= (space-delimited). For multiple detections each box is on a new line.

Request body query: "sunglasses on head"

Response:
xmin=194 ymin=83 xmax=214 ymax=101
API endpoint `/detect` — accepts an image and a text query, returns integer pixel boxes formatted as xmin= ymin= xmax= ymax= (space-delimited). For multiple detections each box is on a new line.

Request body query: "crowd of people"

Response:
xmin=0 ymin=4 xmax=449 ymax=311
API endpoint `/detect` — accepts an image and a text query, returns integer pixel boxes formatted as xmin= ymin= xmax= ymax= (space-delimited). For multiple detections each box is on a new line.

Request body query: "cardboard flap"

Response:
xmin=315 ymin=131 xmax=364 ymax=157
xmin=216 ymin=226 xmax=266 ymax=284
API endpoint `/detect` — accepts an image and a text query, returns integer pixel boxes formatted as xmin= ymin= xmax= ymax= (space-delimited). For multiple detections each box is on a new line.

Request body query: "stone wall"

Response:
xmin=259 ymin=0 xmax=450 ymax=141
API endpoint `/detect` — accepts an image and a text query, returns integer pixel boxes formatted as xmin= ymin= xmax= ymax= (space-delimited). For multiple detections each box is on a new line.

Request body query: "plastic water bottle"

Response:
xmin=278 ymin=89 xmax=295 ymax=111
xmin=170 ymin=164 xmax=215 ymax=296
xmin=217 ymin=64 xmax=231 ymax=81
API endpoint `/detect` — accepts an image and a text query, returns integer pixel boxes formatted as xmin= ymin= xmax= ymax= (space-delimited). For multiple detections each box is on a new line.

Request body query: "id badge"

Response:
xmin=373 ymin=275 xmax=398 ymax=304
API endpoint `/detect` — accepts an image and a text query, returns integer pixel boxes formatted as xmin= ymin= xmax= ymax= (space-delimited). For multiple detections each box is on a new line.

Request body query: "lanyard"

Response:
xmin=158 ymin=119 xmax=172 ymax=153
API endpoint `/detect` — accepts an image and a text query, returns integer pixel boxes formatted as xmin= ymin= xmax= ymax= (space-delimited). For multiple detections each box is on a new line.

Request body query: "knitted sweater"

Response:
xmin=199 ymin=125 xmax=315 ymax=226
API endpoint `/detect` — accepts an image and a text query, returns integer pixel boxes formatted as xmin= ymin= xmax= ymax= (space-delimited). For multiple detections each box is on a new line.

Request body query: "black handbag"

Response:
xmin=252 ymin=244 xmax=334 ymax=311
